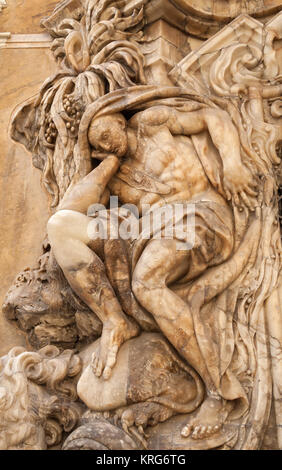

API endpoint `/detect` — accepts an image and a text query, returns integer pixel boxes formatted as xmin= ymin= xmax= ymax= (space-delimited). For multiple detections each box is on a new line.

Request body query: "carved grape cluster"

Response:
xmin=63 ymin=94 xmax=83 ymax=136
xmin=44 ymin=116 xmax=58 ymax=145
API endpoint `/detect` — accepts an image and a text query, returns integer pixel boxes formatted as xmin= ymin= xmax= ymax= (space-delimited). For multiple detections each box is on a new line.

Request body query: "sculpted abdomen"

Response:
xmin=161 ymin=137 xmax=210 ymax=197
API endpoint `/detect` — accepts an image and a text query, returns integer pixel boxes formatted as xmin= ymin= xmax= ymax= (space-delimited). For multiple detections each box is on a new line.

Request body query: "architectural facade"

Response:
xmin=0 ymin=0 xmax=282 ymax=450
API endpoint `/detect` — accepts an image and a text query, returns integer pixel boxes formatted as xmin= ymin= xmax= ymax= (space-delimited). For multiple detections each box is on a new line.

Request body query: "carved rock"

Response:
xmin=3 ymin=248 xmax=102 ymax=349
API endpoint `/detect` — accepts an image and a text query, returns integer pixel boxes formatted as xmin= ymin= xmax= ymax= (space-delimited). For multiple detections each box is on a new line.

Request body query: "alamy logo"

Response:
xmin=87 ymin=197 xmax=196 ymax=251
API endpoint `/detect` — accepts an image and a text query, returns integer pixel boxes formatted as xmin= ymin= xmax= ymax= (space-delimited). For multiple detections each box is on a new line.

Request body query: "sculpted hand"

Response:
xmin=223 ymin=164 xmax=258 ymax=211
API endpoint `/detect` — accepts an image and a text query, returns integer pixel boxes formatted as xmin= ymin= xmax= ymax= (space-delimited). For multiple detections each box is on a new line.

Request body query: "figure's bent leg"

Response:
xmin=132 ymin=238 xmax=233 ymax=439
xmin=47 ymin=210 xmax=139 ymax=379
xmin=132 ymin=239 xmax=212 ymax=388
xmin=104 ymin=238 xmax=158 ymax=332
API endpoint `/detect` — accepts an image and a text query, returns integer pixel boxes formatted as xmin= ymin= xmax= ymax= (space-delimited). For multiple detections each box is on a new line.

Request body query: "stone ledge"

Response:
xmin=0 ymin=32 xmax=51 ymax=49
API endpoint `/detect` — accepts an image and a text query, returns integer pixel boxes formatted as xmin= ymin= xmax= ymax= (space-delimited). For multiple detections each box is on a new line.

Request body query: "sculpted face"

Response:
xmin=88 ymin=113 xmax=128 ymax=157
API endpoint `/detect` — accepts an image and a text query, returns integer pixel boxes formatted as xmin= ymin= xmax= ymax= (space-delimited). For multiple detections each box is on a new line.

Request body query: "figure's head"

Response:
xmin=88 ymin=113 xmax=128 ymax=157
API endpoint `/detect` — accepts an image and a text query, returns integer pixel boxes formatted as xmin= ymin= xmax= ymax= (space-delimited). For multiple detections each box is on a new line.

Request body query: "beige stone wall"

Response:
xmin=1 ymin=0 xmax=58 ymax=33
xmin=0 ymin=2 xmax=57 ymax=354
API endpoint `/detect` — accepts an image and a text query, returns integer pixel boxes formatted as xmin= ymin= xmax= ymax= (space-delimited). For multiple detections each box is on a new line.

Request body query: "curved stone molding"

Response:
xmin=173 ymin=0 xmax=282 ymax=21
xmin=125 ymin=0 xmax=282 ymax=39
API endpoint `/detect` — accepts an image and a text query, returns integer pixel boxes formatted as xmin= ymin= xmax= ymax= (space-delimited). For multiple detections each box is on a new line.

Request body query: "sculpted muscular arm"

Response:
xmin=58 ymin=155 xmax=119 ymax=214
xmin=135 ymin=106 xmax=258 ymax=209
xmin=58 ymin=113 xmax=129 ymax=214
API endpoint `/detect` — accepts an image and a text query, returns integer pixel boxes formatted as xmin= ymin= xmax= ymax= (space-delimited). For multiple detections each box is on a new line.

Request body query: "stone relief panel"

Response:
xmin=1 ymin=0 xmax=282 ymax=451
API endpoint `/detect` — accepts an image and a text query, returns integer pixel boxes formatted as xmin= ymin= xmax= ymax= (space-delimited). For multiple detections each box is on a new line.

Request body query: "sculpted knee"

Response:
xmin=132 ymin=278 xmax=152 ymax=309
xmin=47 ymin=210 xmax=76 ymax=246
xmin=132 ymin=274 xmax=164 ymax=306
xmin=132 ymin=278 xmax=145 ymax=301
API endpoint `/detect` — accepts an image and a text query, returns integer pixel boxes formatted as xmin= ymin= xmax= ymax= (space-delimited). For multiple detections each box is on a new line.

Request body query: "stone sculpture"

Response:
xmin=1 ymin=0 xmax=282 ymax=450
xmin=0 ymin=345 xmax=82 ymax=450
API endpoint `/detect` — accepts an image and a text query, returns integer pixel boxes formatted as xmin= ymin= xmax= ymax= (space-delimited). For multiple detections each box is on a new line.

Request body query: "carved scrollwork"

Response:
xmin=0 ymin=346 xmax=83 ymax=450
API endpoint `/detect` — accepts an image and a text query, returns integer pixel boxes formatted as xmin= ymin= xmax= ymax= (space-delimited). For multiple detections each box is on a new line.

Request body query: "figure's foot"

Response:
xmin=118 ymin=402 xmax=174 ymax=434
xmin=114 ymin=402 xmax=173 ymax=450
xmin=181 ymin=396 xmax=233 ymax=440
xmin=91 ymin=318 xmax=139 ymax=380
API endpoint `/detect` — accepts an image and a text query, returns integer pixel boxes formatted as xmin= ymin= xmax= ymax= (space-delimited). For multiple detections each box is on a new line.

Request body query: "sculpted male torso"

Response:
xmin=107 ymin=107 xmax=214 ymax=212
xmin=47 ymin=105 xmax=257 ymax=439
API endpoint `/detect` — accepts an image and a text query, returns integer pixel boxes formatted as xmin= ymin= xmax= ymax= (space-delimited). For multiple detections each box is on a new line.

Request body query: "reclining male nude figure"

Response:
xmin=47 ymin=105 xmax=257 ymax=439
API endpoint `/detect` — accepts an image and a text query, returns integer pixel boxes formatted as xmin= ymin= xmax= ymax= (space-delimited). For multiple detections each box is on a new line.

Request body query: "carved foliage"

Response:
xmin=11 ymin=0 xmax=148 ymax=207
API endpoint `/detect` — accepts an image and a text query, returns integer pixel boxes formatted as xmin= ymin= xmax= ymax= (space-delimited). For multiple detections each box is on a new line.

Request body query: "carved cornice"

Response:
xmin=125 ymin=0 xmax=282 ymax=38
xmin=172 ymin=0 xmax=282 ymax=21
xmin=0 ymin=32 xmax=10 ymax=48
xmin=0 ymin=33 xmax=51 ymax=49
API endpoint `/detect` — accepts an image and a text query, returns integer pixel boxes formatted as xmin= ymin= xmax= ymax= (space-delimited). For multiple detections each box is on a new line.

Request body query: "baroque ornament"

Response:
xmin=1 ymin=0 xmax=282 ymax=450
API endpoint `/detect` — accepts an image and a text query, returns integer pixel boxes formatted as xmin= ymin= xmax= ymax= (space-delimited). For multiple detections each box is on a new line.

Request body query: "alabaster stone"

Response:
xmin=0 ymin=0 xmax=282 ymax=451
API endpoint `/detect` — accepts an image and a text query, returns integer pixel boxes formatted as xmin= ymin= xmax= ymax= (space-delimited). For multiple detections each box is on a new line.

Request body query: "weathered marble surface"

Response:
xmin=0 ymin=0 xmax=282 ymax=451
